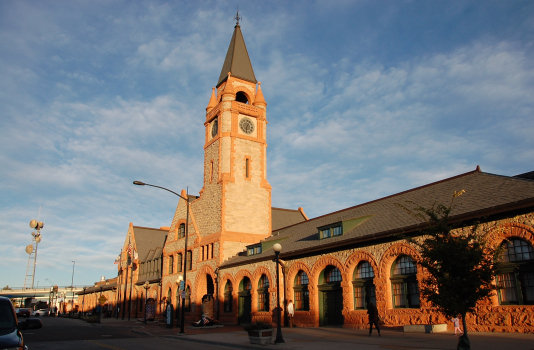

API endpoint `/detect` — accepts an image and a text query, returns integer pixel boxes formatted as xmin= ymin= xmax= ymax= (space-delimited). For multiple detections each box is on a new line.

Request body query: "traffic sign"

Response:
xmin=98 ymin=295 xmax=108 ymax=305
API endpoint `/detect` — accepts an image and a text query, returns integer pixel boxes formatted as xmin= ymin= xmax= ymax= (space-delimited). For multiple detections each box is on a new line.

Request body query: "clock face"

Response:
xmin=239 ymin=117 xmax=254 ymax=134
xmin=211 ymin=118 xmax=218 ymax=138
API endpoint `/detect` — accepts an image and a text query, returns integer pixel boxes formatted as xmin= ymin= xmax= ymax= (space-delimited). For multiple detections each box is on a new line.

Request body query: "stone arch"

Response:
xmin=219 ymin=273 xmax=235 ymax=296
xmin=379 ymin=242 xmax=422 ymax=310
xmin=310 ymin=256 xmax=346 ymax=326
xmin=220 ymin=273 xmax=236 ymax=314
xmin=252 ymin=266 xmax=274 ymax=313
xmin=345 ymin=250 xmax=380 ymax=310
xmin=286 ymin=261 xmax=313 ymax=299
xmin=191 ymin=265 xmax=217 ymax=318
xmin=194 ymin=265 xmax=217 ymax=296
xmin=163 ymin=282 xmax=174 ymax=305
xmin=252 ymin=266 xmax=273 ymax=289
xmin=234 ymin=268 xmax=254 ymax=290
xmin=490 ymin=222 xmax=534 ymax=247
xmin=286 ymin=260 xmax=313 ymax=323
xmin=234 ymin=86 xmax=255 ymax=104
xmin=311 ymin=256 xmax=346 ymax=286
xmin=487 ymin=222 xmax=534 ymax=305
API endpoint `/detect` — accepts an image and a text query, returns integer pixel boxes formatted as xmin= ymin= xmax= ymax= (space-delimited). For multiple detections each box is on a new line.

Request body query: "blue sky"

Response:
xmin=1 ymin=0 xmax=533 ymax=289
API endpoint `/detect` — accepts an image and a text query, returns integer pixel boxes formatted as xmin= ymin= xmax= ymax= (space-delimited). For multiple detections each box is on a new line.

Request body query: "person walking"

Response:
xmin=287 ymin=300 xmax=294 ymax=328
xmin=452 ymin=316 xmax=463 ymax=336
xmin=367 ymin=302 xmax=381 ymax=336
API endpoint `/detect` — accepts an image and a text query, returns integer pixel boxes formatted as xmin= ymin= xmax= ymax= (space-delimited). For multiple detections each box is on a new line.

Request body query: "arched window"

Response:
xmin=236 ymin=91 xmax=248 ymax=104
xmin=325 ymin=267 xmax=342 ymax=282
xmin=168 ymin=255 xmax=174 ymax=274
xmin=178 ymin=223 xmax=185 ymax=239
xmin=353 ymin=261 xmax=376 ymax=309
xmin=224 ymin=281 xmax=233 ymax=313
xmin=240 ymin=277 xmax=251 ymax=291
xmin=258 ymin=274 xmax=270 ymax=311
xmin=294 ymin=270 xmax=309 ymax=311
xmin=391 ymin=256 xmax=419 ymax=308
xmin=497 ymin=238 xmax=534 ymax=305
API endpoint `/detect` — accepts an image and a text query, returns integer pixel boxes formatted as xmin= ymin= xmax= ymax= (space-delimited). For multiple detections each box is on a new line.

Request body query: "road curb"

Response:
xmin=160 ymin=334 xmax=283 ymax=350
xmin=131 ymin=328 xmax=154 ymax=337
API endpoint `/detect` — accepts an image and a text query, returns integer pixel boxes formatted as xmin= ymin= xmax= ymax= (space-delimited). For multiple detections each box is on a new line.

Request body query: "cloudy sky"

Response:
xmin=1 ymin=0 xmax=533 ymax=289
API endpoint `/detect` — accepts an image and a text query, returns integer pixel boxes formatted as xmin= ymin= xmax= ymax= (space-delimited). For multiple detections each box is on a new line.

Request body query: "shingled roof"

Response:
xmin=217 ymin=24 xmax=257 ymax=87
xmin=132 ymin=226 xmax=167 ymax=263
xmin=221 ymin=168 xmax=534 ymax=268
xmin=272 ymin=207 xmax=308 ymax=231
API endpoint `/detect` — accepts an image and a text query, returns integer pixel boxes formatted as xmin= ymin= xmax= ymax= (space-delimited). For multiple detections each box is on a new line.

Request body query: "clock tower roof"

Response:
xmin=216 ymin=24 xmax=257 ymax=88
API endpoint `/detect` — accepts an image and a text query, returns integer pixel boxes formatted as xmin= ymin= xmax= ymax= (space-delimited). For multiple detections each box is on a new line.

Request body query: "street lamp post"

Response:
xmin=133 ymin=181 xmax=190 ymax=334
xmin=71 ymin=261 xmax=75 ymax=312
xmin=143 ymin=281 xmax=150 ymax=324
xmin=176 ymin=276 xmax=183 ymax=327
xmin=273 ymin=243 xmax=285 ymax=344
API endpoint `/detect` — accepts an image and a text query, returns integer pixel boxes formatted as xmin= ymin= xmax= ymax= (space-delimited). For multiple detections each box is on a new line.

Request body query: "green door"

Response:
xmin=321 ymin=289 xmax=343 ymax=326
xmin=238 ymin=295 xmax=251 ymax=324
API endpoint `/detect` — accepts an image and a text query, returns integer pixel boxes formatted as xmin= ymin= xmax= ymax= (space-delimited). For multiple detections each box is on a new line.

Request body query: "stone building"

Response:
xmin=81 ymin=21 xmax=534 ymax=332
xmin=218 ymin=169 xmax=534 ymax=332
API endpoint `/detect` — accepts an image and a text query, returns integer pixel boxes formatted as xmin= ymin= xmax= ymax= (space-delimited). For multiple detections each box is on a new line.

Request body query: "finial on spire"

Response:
xmin=234 ymin=6 xmax=241 ymax=26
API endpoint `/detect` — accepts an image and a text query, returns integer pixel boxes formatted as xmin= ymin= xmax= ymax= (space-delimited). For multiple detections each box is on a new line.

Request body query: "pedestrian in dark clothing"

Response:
xmin=367 ymin=302 xmax=381 ymax=336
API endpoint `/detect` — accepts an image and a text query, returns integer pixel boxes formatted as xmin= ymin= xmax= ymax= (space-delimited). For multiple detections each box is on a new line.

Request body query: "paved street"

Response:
xmin=20 ymin=316 xmax=534 ymax=350
xmin=21 ymin=317 xmax=233 ymax=350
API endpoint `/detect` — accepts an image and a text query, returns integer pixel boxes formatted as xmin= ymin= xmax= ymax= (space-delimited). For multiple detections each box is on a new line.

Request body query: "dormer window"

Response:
xmin=318 ymin=223 xmax=342 ymax=239
xmin=247 ymin=245 xmax=262 ymax=256
xmin=236 ymin=91 xmax=248 ymax=104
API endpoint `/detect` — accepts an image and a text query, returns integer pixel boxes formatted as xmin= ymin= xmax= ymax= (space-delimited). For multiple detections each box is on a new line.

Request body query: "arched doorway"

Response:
xmin=319 ymin=266 xmax=343 ymax=326
xmin=238 ymin=277 xmax=252 ymax=324
xmin=206 ymin=274 xmax=215 ymax=295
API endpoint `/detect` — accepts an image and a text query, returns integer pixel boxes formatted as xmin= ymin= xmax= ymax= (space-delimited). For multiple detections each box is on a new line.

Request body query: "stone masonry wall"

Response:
xmin=218 ymin=212 xmax=534 ymax=333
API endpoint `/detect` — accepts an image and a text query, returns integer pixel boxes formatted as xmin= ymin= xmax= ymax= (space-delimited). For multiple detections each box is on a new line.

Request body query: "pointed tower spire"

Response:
xmin=206 ymin=87 xmax=217 ymax=112
xmin=221 ymin=72 xmax=235 ymax=98
xmin=216 ymin=21 xmax=257 ymax=87
xmin=253 ymin=82 xmax=266 ymax=107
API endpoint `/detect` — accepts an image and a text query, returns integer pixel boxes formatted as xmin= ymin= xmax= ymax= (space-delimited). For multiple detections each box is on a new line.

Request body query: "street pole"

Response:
xmin=71 ymin=261 xmax=75 ymax=312
xmin=143 ymin=281 xmax=149 ymax=324
xmin=116 ymin=263 xmax=121 ymax=319
xmin=273 ymin=243 xmax=284 ymax=344
xmin=133 ymin=181 xmax=190 ymax=334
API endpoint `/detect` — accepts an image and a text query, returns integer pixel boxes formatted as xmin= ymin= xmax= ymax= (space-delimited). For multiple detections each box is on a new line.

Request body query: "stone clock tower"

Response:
xmin=200 ymin=22 xmax=272 ymax=262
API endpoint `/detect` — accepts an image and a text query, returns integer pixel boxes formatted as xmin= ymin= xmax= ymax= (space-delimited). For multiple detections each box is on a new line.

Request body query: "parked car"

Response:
xmin=15 ymin=308 xmax=31 ymax=318
xmin=30 ymin=309 xmax=49 ymax=317
xmin=0 ymin=296 xmax=42 ymax=350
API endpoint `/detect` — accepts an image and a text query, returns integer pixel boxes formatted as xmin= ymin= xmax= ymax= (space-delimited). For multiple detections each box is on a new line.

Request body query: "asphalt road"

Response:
xmin=21 ymin=317 xmax=234 ymax=350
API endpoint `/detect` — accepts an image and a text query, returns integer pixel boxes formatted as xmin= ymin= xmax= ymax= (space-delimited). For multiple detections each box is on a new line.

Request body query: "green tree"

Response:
xmin=398 ymin=191 xmax=502 ymax=350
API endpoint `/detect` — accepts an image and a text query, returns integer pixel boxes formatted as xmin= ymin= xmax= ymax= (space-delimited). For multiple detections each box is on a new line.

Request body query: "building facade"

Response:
xmin=81 ymin=22 xmax=534 ymax=333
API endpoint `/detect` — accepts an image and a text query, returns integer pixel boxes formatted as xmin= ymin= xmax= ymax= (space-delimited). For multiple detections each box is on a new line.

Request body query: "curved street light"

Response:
xmin=273 ymin=243 xmax=284 ymax=344
xmin=133 ymin=181 xmax=190 ymax=334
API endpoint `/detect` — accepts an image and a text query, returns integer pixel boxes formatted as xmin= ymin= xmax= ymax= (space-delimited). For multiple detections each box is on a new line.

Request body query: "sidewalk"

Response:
xmin=95 ymin=317 xmax=534 ymax=350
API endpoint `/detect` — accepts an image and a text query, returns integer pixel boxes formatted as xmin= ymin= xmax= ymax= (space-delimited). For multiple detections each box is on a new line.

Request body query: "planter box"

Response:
xmin=404 ymin=324 xmax=447 ymax=333
xmin=248 ymin=329 xmax=273 ymax=345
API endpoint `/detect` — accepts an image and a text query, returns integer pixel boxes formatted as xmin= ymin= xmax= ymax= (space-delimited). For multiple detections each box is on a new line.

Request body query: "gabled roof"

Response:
xmin=221 ymin=168 xmax=534 ymax=268
xmin=132 ymin=226 xmax=167 ymax=263
xmin=217 ymin=25 xmax=257 ymax=87
xmin=272 ymin=207 xmax=307 ymax=231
